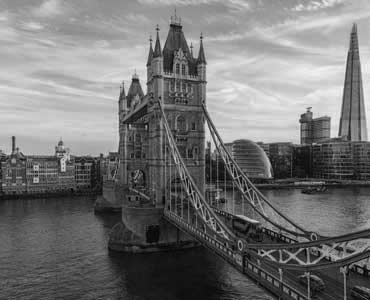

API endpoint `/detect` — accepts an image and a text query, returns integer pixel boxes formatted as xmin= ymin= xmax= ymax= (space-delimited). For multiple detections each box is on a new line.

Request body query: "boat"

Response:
xmin=301 ymin=186 xmax=327 ymax=194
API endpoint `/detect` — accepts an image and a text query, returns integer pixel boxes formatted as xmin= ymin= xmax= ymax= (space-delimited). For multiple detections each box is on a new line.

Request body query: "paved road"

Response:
xmin=217 ymin=213 xmax=370 ymax=300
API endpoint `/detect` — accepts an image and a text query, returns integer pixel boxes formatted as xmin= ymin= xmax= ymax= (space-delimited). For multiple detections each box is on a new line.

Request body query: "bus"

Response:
xmin=232 ymin=215 xmax=263 ymax=242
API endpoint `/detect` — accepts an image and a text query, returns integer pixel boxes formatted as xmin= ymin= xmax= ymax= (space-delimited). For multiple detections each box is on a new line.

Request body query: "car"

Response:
xmin=298 ymin=274 xmax=325 ymax=296
xmin=351 ymin=286 xmax=370 ymax=300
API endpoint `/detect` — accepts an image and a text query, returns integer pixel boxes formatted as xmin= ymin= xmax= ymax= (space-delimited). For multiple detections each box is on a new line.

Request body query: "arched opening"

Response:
xmin=176 ymin=115 xmax=187 ymax=133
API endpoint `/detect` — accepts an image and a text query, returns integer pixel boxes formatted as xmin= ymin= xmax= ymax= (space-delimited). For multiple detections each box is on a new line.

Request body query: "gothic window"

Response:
xmin=130 ymin=153 xmax=134 ymax=159
xmin=181 ymin=64 xmax=186 ymax=75
xmin=188 ymin=83 xmax=192 ymax=92
xmin=191 ymin=122 xmax=196 ymax=131
xmin=194 ymin=147 xmax=199 ymax=157
xmin=135 ymin=133 xmax=141 ymax=143
xmin=170 ymin=81 xmax=174 ymax=92
xmin=176 ymin=115 xmax=186 ymax=132
xmin=187 ymin=148 xmax=193 ymax=159
xmin=135 ymin=151 xmax=141 ymax=159
xmin=176 ymin=81 xmax=180 ymax=91
xmin=182 ymin=83 xmax=186 ymax=92
xmin=176 ymin=63 xmax=180 ymax=74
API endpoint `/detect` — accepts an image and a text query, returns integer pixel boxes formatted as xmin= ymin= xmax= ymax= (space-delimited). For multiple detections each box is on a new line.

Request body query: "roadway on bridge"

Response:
xmin=219 ymin=213 xmax=370 ymax=299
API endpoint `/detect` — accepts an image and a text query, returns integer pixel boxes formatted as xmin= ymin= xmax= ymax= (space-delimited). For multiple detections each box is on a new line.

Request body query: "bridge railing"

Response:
xmin=164 ymin=209 xmax=308 ymax=300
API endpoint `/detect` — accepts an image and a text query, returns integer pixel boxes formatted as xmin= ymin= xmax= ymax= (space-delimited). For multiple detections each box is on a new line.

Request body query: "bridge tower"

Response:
xmin=146 ymin=16 xmax=206 ymax=207
xmin=108 ymin=14 xmax=206 ymax=252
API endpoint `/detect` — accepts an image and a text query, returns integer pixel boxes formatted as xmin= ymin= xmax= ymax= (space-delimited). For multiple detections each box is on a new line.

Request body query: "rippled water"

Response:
xmin=0 ymin=188 xmax=369 ymax=300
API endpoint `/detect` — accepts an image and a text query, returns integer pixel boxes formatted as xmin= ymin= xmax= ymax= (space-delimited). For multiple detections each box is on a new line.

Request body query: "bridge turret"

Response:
xmin=197 ymin=33 xmax=207 ymax=104
xmin=146 ymin=35 xmax=154 ymax=92
xmin=152 ymin=25 xmax=163 ymax=77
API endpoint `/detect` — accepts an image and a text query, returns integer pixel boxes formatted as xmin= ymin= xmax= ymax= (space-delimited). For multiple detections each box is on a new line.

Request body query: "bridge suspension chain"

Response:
xmin=202 ymin=103 xmax=317 ymax=241
xmin=158 ymin=101 xmax=236 ymax=242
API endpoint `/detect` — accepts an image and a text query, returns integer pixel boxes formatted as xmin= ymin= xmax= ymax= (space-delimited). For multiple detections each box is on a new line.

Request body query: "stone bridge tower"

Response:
xmin=146 ymin=16 xmax=206 ymax=207
xmin=108 ymin=14 xmax=207 ymax=252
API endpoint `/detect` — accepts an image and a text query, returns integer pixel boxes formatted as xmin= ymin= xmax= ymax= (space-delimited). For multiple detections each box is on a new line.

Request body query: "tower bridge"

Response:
xmin=104 ymin=16 xmax=370 ymax=300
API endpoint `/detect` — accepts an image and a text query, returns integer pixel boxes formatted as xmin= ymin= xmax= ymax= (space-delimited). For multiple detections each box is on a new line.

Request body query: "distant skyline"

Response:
xmin=1 ymin=0 xmax=370 ymax=155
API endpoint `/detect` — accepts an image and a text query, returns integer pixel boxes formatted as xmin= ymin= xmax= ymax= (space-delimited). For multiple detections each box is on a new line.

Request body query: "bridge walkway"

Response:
xmin=214 ymin=207 xmax=370 ymax=300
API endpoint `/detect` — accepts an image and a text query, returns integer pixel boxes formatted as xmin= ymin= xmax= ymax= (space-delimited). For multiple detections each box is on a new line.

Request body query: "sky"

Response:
xmin=0 ymin=0 xmax=370 ymax=155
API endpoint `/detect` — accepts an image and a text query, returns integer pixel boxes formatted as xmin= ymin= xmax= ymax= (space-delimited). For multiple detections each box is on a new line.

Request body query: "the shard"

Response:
xmin=338 ymin=23 xmax=368 ymax=141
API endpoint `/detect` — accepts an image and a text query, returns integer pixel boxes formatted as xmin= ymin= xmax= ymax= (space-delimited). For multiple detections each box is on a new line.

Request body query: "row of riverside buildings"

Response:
xmin=223 ymin=24 xmax=370 ymax=181
xmin=0 ymin=137 xmax=107 ymax=197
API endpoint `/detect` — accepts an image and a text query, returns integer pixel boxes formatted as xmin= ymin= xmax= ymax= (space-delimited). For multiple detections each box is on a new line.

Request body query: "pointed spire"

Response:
xmin=146 ymin=34 xmax=153 ymax=66
xmin=349 ymin=23 xmax=359 ymax=53
xmin=153 ymin=25 xmax=162 ymax=58
xmin=119 ymin=80 xmax=126 ymax=100
xmin=197 ymin=33 xmax=206 ymax=64
xmin=132 ymin=69 xmax=139 ymax=80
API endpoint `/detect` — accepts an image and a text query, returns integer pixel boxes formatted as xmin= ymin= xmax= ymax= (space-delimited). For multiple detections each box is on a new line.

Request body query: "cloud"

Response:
xmin=293 ymin=0 xmax=344 ymax=11
xmin=136 ymin=0 xmax=253 ymax=11
xmin=33 ymin=0 xmax=66 ymax=17
xmin=20 ymin=21 xmax=44 ymax=31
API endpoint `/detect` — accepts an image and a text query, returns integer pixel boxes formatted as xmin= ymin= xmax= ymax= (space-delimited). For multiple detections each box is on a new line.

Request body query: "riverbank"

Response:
xmin=256 ymin=178 xmax=370 ymax=189
xmin=0 ymin=190 xmax=101 ymax=200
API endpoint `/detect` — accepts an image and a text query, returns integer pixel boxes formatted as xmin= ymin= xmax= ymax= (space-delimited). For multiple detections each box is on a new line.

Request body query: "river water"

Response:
xmin=0 ymin=187 xmax=369 ymax=300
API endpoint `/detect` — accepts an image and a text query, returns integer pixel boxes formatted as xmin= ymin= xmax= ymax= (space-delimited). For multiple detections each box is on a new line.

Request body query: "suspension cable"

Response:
xmin=232 ymin=181 xmax=235 ymax=215
xmin=164 ymin=138 xmax=167 ymax=208
xmin=224 ymin=163 xmax=227 ymax=212
xmin=216 ymin=150 xmax=219 ymax=208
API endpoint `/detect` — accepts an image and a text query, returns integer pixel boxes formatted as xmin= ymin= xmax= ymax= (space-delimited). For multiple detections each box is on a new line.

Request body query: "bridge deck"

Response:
xmin=164 ymin=208 xmax=370 ymax=300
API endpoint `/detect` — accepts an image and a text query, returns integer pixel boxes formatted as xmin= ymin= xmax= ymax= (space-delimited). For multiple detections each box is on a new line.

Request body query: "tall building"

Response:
xmin=338 ymin=23 xmax=368 ymax=141
xmin=299 ymin=107 xmax=331 ymax=144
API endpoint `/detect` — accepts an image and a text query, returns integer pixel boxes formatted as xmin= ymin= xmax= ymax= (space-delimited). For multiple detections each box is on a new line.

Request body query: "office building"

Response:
xmin=299 ymin=107 xmax=331 ymax=144
xmin=338 ymin=24 xmax=368 ymax=141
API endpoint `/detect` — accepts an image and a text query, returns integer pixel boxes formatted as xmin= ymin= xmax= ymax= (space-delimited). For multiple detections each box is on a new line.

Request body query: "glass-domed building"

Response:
xmin=232 ymin=139 xmax=273 ymax=179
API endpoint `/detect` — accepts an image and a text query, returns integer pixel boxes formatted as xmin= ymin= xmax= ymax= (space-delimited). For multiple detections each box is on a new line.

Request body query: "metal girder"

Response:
xmin=202 ymin=103 xmax=318 ymax=241
xmin=122 ymin=99 xmax=149 ymax=124
xmin=247 ymin=229 xmax=370 ymax=270
xmin=158 ymin=101 xmax=236 ymax=242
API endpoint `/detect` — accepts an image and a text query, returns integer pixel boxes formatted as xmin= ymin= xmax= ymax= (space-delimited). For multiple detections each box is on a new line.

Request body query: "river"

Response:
xmin=0 ymin=187 xmax=369 ymax=300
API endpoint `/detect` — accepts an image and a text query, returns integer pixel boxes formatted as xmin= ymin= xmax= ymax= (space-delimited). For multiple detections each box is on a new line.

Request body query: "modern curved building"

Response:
xmin=232 ymin=139 xmax=273 ymax=179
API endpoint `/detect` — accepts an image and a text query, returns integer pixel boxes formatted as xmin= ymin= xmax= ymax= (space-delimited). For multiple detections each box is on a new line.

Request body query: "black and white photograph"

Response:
xmin=1 ymin=0 xmax=370 ymax=299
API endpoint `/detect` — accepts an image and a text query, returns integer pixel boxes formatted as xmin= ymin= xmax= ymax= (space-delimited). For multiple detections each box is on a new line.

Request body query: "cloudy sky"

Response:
xmin=0 ymin=0 xmax=370 ymax=155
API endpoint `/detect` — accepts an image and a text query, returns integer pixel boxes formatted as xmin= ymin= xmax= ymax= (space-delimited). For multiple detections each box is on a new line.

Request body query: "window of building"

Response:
xmin=176 ymin=116 xmax=186 ymax=132
xmin=142 ymin=153 xmax=146 ymax=159
xmin=191 ymin=122 xmax=196 ymax=130
xmin=182 ymin=83 xmax=186 ymax=92
xmin=170 ymin=81 xmax=174 ymax=92
xmin=181 ymin=64 xmax=186 ymax=75
xmin=130 ymin=153 xmax=134 ymax=159
xmin=175 ymin=63 xmax=180 ymax=74
xmin=176 ymin=81 xmax=180 ymax=91
xmin=188 ymin=83 xmax=192 ymax=92
xmin=135 ymin=133 xmax=141 ymax=143
xmin=194 ymin=147 xmax=199 ymax=157
xmin=187 ymin=148 xmax=193 ymax=159
xmin=135 ymin=151 xmax=141 ymax=159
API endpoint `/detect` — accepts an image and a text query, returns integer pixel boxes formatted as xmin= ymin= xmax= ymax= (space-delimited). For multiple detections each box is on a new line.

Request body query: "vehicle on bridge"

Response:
xmin=298 ymin=274 xmax=325 ymax=297
xmin=232 ymin=215 xmax=263 ymax=242
xmin=351 ymin=285 xmax=370 ymax=300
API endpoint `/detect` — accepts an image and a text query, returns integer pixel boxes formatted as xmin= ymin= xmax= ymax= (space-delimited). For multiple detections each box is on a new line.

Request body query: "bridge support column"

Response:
xmin=305 ymin=271 xmax=311 ymax=300
xmin=278 ymin=268 xmax=283 ymax=295
xmin=340 ymin=266 xmax=348 ymax=300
